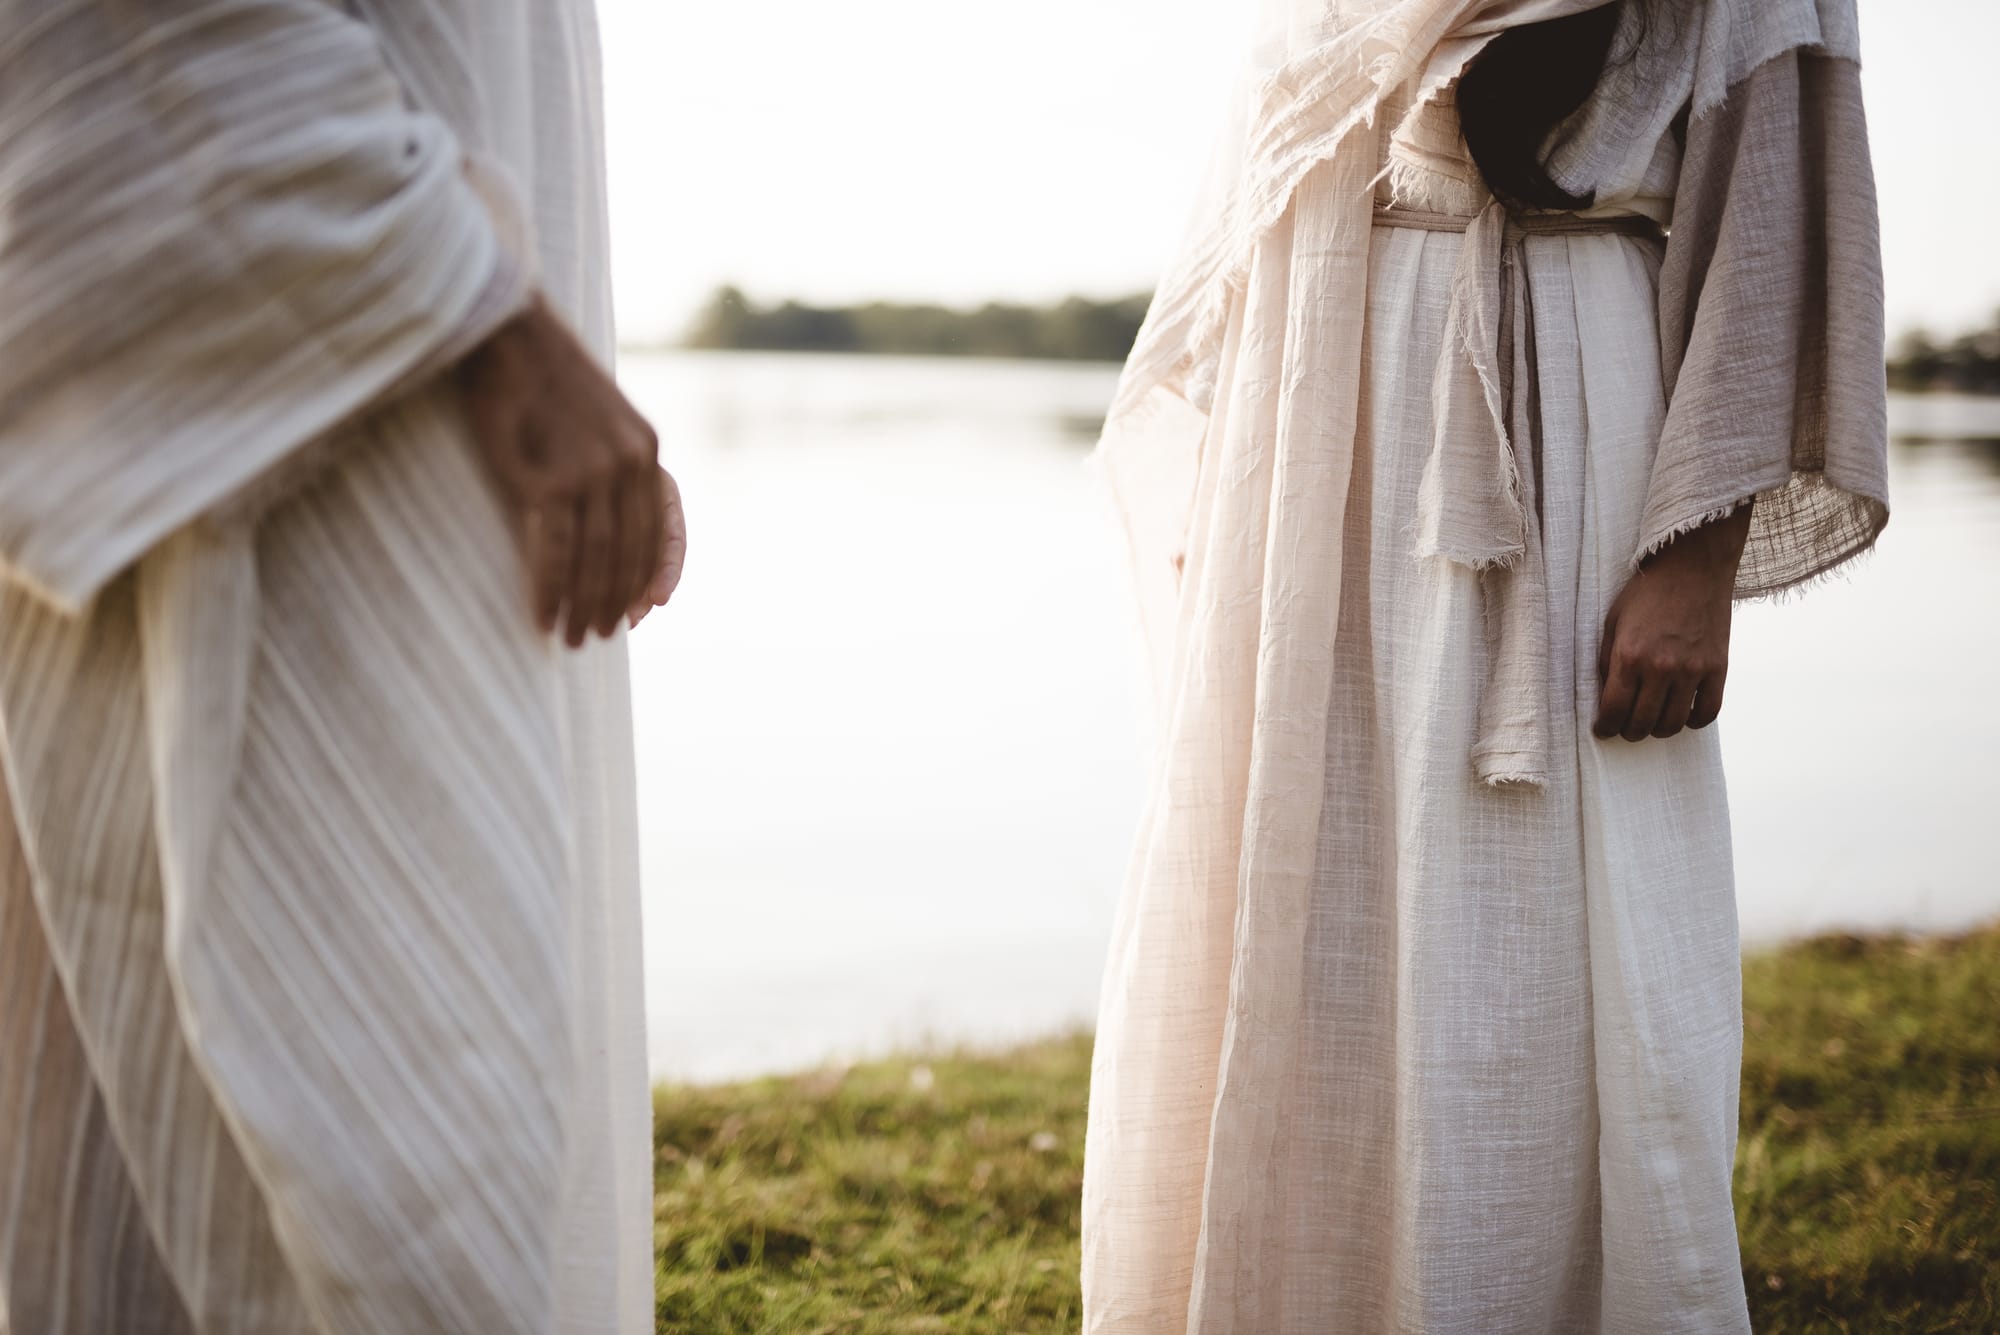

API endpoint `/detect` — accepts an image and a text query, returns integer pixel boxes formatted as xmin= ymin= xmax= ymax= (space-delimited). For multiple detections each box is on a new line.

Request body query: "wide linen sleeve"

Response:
xmin=0 ymin=1 xmax=535 ymax=614
xmin=1647 ymin=48 xmax=1889 ymax=597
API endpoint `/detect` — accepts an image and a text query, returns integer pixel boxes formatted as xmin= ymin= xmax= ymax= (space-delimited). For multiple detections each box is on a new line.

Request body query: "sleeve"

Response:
xmin=1646 ymin=47 xmax=1890 ymax=598
xmin=0 ymin=2 xmax=536 ymax=615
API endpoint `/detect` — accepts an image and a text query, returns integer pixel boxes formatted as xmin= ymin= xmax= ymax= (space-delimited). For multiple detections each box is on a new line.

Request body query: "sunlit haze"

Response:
xmin=602 ymin=0 xmax=1999 ymax=344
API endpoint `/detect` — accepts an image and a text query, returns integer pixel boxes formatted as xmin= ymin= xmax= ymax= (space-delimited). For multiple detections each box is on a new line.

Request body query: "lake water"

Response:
xmin=620 ymin=350 xmax=2000 ymax=1082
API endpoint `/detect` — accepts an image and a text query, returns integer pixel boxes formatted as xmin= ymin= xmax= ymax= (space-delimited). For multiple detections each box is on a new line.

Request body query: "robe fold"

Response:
xmin=0 ymin=4 xmax=650 ymax=1333
xmin=1083 ymin=0 xmax=1887 ymax=1330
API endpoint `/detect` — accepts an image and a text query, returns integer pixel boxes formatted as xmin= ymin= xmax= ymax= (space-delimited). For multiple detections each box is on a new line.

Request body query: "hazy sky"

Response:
xmin=601 ymin=0 xmax=1999 ymax=344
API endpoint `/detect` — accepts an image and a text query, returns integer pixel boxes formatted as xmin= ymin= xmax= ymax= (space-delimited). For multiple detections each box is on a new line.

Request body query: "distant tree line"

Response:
xmin=681 ymin=286 xmax=1151 ymax=364
xmin=682 ymin=287 xmax=2000 ymax=392
xmin=1888 ymin=313 xmax=2000 ymax=395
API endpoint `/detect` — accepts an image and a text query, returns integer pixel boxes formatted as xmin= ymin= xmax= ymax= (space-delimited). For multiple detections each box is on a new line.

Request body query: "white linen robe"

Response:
xmin=1082 ymin=2 xmax=1887 ymax=1331
xmin=0 ymin=4 xmax=650 ymax=1332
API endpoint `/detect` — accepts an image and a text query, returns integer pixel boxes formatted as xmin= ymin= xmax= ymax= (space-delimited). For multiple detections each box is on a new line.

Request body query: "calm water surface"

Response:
xmin=621 ymin=351 xmax=2000 ymax=1081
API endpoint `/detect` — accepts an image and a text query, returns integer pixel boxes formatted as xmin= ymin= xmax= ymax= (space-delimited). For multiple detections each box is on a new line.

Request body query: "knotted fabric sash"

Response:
xmin=1377 ymin=201 xmax=1666 ymax=785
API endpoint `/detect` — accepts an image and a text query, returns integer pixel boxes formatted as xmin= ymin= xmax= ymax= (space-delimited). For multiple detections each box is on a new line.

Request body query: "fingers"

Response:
xmin=1593 ymin=657 xmax=1638 ymax=740
xmin=530 ymin=502 xmax=577 ymax=635
xmin=565 ymin=487 xmax=615 ymax=647
xmin=1652 ymin=677 xmax=1700 ymax=739
xmin=611 ymin=463 xmax=660 ymax=636
xmin=653 ymin=468 xmax=687 ymax=604
xmin=627 ymin=468 xmax=688 ymax=631
xmin=1622 ymin=674 xmax=1670 ymax=743
xmin=458 ymin=296 xmax=670 ymax=644
xmin=1689 ymin=671 xmax=1727 ymax=730
xmin=1597 ymin=664 xmax=1723 ymax=742
xmin=547 ymin=460 xmax=671 ymax=645
xmin=1597 ymin=605 xmax=1616 ymax=688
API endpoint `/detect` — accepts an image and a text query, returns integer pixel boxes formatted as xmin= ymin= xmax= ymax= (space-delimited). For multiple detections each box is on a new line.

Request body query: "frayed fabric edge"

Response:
xmin=1415 ymin=539 xmax=1527 ymax=574
xmin=1629 ymin=474 xmax=1891 ymax=605
xmin=1734 ymin=524 xmax=1888 ymax=606
xmin=1630 ymin=496 xmax=1754 ymax=570
xmin=1473 ymin=752 xmax=1548 ymax=789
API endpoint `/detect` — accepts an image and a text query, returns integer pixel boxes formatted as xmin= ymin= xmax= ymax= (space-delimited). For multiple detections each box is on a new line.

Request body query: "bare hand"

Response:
xmin=627 ymin=466 xmax=687 ymax=630
xmin=457 ymin=296 xmax=679 ymax=646
xmin=1593 ymin=504 xmax=1753 ymax=742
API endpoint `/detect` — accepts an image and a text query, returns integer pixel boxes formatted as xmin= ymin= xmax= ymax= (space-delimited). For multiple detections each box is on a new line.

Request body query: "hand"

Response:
xmin=627 ymin=466 xmax=687 ymax=630
xmin=457 ymin=296 xmax=673 ymax=646
xmin=1593 ymin=504 xmax=1753 ymax=742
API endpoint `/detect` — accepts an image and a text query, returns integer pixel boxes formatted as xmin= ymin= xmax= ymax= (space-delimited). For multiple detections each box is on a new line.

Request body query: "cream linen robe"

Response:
xmin=1083 ymin=1 xmax=1886 ymax=1331
xmin=0 ymin=4 xmax=649 ymax=1332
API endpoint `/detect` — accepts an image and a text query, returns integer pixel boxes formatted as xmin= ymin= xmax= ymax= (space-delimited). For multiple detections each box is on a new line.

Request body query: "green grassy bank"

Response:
xmin=653 ymin=927 xmax=2000 ymax=1333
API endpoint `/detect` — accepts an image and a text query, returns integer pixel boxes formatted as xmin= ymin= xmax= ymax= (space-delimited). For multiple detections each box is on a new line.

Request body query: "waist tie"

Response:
xmin=1373 ymin=201 xmax=1667 ymax=787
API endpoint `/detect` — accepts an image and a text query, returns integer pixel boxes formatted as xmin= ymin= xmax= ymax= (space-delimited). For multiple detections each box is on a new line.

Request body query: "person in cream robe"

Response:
xmin=0 ymin=3 xmax=663 ymax=1331
xmin=1085 ymin=0 xmax=1887 ymax=1329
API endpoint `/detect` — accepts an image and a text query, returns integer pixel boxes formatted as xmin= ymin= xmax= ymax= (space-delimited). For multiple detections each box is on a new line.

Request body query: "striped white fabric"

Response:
xmin=0 ymin=3 xmax=650 ymax=1333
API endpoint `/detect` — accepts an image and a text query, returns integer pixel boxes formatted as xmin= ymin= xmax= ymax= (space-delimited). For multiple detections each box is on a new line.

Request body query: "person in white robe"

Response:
xmin=0 ymin=3 xmax=672 ymax=1332
xmin=1084 ymin=0 xmax=1889 ymax=1330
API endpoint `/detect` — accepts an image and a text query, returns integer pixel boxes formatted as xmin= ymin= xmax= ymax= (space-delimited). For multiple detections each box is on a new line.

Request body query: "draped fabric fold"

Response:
xmin=1416 ymin=201 xmax=1524 ymax=573
xmin=0 ymin=0 xmax=533 ymax=615
xmin=1396 ymin=203 xmax=1677 ymax=785
xmin=1647 ymin=46 xmax=1889 ymax=595
xmin=0 ymin=5 xmax=650 ymax=1332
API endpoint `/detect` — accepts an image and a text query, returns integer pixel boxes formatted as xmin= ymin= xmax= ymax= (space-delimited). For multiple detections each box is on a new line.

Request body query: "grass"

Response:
xmin=1736 ymin=929 xmax=2000 ymax=1331
xmin=655 ymin=927 xmax=2000 ymax=1333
